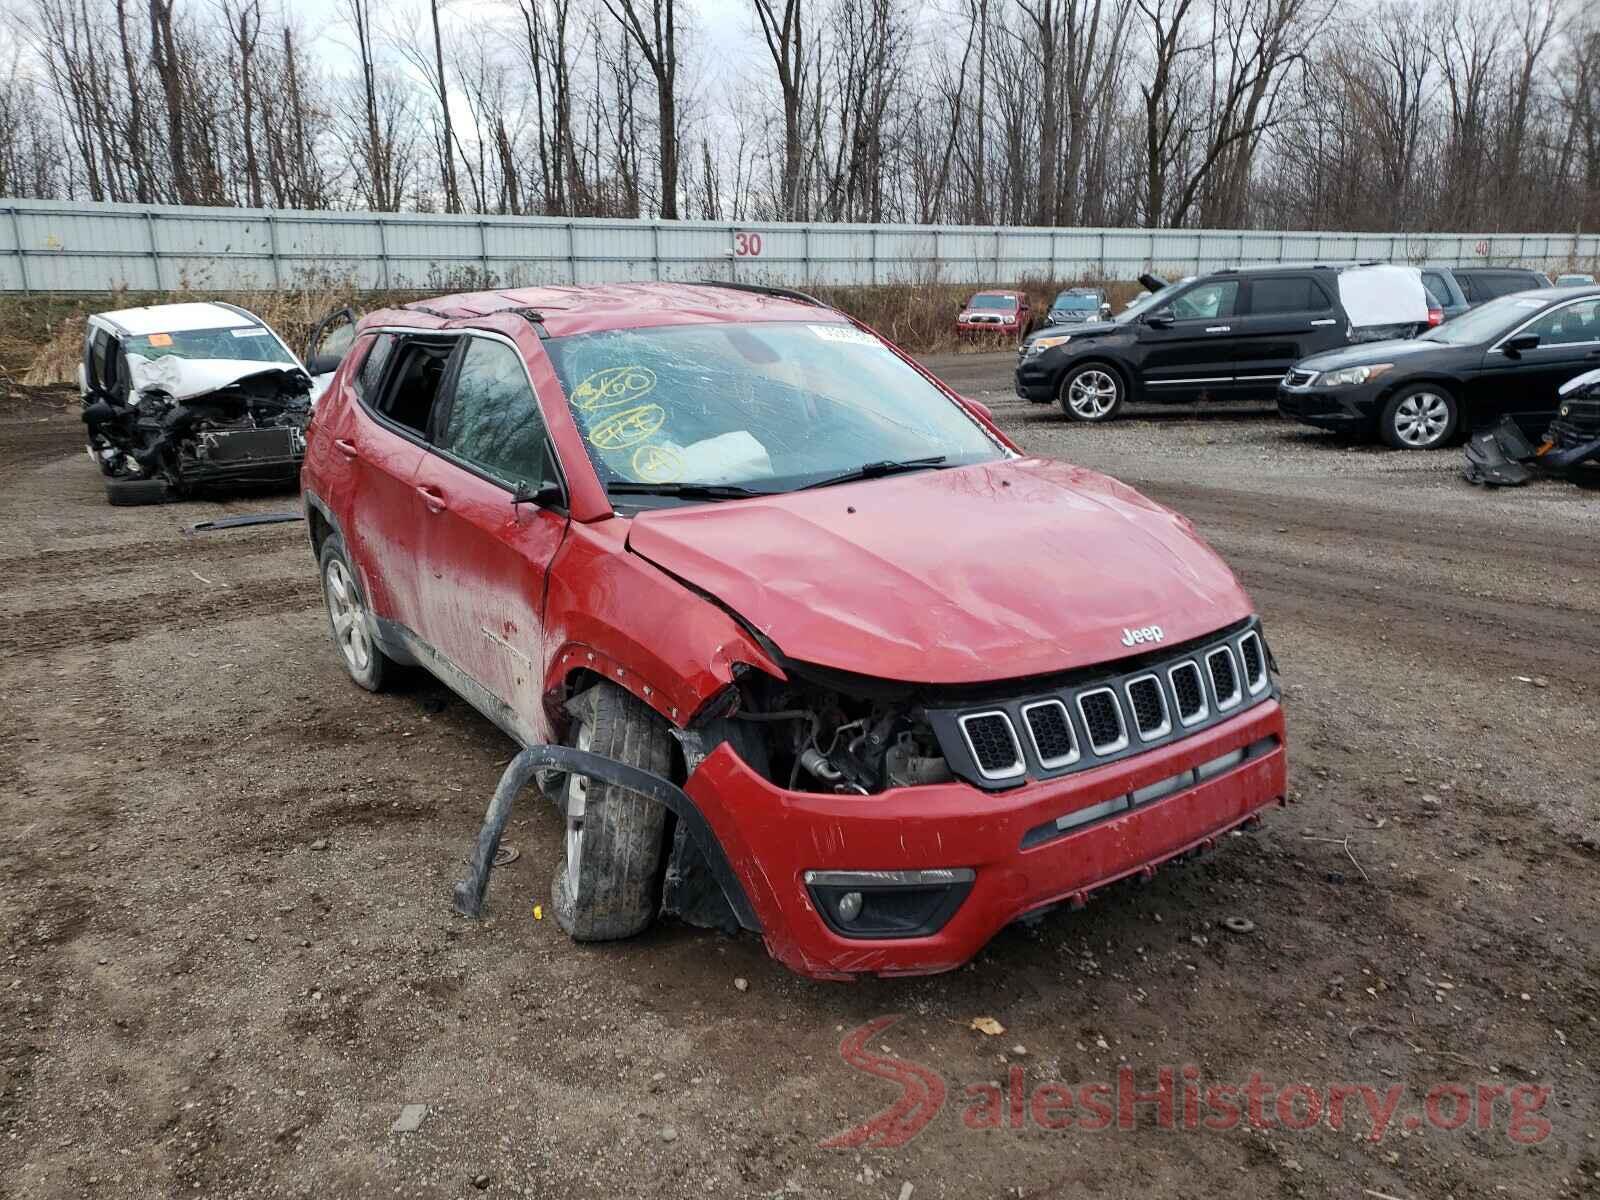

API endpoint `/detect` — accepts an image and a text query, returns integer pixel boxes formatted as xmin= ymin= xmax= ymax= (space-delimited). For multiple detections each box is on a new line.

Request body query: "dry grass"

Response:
xmin=2 ymin=276 xmax=1145 ymax=385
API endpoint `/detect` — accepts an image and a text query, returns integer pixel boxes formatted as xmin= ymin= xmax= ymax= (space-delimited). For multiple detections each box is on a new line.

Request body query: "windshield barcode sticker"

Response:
xmin=230 ymin=328 xmax=270 ymax=338
xmin=810 ymin=324 xmax=878 ymax=346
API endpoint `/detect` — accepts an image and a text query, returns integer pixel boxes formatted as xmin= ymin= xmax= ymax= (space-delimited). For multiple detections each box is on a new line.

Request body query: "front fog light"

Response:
xmin=836 ymin=891 xmax=864 ymax=923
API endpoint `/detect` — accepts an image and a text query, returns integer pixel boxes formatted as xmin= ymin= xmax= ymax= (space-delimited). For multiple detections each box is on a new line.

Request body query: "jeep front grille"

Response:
xmin=1207 ymin=647 xmax=1241 ymax=710
xmin=1239 ymin=632 xmax=1267 ymax=694
xmin=1169 ymin=661 xmax=1208 ymax=726
xmin=1125 ymin=675 xmax=1171 ymax=739
xmin=927 ymin=619 xmax=1277 ymax=790
xmin=1077 ymin=688 xmax=1128 ymax=754
xmin=957 ymin=711 xmax=1024 ymax=780
xmin=1022 ymin=700 xmax=1079 ymax=768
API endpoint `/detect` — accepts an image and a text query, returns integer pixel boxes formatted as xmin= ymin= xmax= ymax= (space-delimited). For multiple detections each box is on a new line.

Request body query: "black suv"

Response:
xmin=1015 ymin=264 xmax=1427 ymax=422
xmin=1451 ymin=267 xmax=1552 ymax=307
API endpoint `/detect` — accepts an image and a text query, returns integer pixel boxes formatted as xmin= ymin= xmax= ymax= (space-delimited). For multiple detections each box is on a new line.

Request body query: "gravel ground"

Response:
xmin=2 ymin=361 xmax=1596 ymax=1200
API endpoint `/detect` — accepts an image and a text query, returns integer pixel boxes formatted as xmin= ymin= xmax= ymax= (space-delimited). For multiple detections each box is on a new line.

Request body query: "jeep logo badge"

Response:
xmin=1121 ymin=624 xmax=1164 ymax=647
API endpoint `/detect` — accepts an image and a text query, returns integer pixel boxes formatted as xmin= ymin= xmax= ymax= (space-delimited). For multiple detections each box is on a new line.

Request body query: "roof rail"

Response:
xmin=694 ymin=279 xmax=830 ymax=308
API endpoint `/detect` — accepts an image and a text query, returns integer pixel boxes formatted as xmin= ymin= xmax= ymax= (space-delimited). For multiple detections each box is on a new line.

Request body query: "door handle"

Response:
xmin=416 ymin=485 xmax=448 ymax=514
xmin=1206 ymin=325 xmax=1231 ymax=333
xmin=333 ymin=438 xmax=359 ymax=460
xmin=1310 ymin=319 xmax=1337 ymax=327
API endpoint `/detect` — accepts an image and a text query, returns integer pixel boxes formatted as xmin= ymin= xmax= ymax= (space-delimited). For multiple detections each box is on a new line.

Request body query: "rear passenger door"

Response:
xmin=410 ymin=334 xmax=569 ymax=742
xmin=1229 ymin=274 xmax=1342 ymax=395
xmin=326 ymin=332 xmax=459 ymax=629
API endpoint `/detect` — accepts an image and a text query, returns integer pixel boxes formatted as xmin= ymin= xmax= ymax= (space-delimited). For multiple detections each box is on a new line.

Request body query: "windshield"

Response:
xmin=1116 ymin=281 xmax=1186 ymax=323
xmin=967 ymin=294 xmax=1016 ymax=310
xmin=543 ymin=322 xmax=1005 ymax=498
xmin=123 ymin=326 xmax=295 ymax=364
xmin=1417 ymin=294 xmax=1549 ymax=346
xmin=1052 ymin=293 xmax=1100 ymax=311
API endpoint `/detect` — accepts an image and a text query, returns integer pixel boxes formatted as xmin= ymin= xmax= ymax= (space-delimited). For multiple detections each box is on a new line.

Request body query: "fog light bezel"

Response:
xmin=803 ymin=868 xmax=975 ymax=940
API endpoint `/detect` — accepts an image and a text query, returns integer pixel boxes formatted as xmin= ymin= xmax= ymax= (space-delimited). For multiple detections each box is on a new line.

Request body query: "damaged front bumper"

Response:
xmin=682 ymin=698 xmax=1287 ymax=979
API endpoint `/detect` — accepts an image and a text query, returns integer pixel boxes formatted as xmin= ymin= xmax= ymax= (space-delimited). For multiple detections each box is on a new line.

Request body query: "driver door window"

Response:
xmin=439 ymin=337 xmax=557 ymax=490
xmin=1169 ymin=281 xmax=1239 ymax=321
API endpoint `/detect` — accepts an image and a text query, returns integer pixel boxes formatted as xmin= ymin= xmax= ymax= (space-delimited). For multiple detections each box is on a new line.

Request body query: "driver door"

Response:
xmin=1474 ymin=297 xmax=1600 ymax=434
xmin=1134 ymin=279 xmax=1241 ymax=399
xmin=410 ymin=333 xmax=569 ymax=743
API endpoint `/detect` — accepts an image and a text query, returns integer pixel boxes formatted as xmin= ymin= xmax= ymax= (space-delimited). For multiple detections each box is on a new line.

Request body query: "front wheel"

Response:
xmin=552 ymin=683 xmax=671 ymax=942
xmin=1380 ymin=385 xmax=1458 ymax=450
xmin=1059 ymin=364 xmax=1125 ymax=422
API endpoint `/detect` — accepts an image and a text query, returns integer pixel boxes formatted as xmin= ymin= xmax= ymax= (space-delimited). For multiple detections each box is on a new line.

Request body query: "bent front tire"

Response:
xmin=1059 ymin=363 xmax=1125 ymax=423
xmin=552 ymin=683 xmax=672 ymax=942
xmin=1380 ymin=385 xmax=1459 ymax=450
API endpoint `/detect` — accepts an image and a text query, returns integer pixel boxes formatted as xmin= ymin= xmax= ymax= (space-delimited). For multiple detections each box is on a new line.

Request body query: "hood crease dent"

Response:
xmin=623 ymin=458 xmax=1251 ymax=685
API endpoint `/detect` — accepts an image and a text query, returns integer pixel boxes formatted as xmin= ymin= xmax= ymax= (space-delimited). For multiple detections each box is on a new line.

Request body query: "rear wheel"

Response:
xmin=318 ymin=535 xmax=393 ymax=692
xmin=552 ymin=683 xmax=671 ymax=942
xmin=1380 ymin=385 xmax=1458 ymax=450
xmin=1059 ymin=364 xmax=1125 ymax=423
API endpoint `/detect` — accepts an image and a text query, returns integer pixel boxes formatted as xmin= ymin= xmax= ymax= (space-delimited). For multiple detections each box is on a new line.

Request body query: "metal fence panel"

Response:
xmin=1 ymin=197 xmax=1596 ymax=294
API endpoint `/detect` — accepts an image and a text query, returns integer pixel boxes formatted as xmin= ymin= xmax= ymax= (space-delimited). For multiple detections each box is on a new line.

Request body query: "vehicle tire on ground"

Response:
xmin=1379 ymin=384 xmax=1459 ymax=450
xmin=318 ymin=534 xmax=393 ymax=692
xmin=104 ymin=478 xmax=171 ymax=507
xmin=1059 ymin=363 xmax=1125 ymax=423
xmin=552 ymin=682 xmax=672 ymax=942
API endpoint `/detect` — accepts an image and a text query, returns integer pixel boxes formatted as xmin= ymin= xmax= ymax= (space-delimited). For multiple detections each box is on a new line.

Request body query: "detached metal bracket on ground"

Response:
xmin=451 ymin=744 xmax=761 ymax=932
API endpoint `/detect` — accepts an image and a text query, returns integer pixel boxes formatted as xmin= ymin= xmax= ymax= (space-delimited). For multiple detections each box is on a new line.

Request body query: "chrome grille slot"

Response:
xmin=1022 ymin=700 xmax=1079 ymax=768
xmin=957 ymin=711 xmax=1025 ymax=780
xmin=1208 ymin=647 xmax=1242 ymax=710
xmin=1124 ymin=675 xmax=1171 ymax=740
xmin=1238 ymin=632 xmax=1267 ymax=694
xmin=1169 ymin=661 xmax=1209 ymax=726
xmin=1076 ymin=688 xmax=1129 ymax=754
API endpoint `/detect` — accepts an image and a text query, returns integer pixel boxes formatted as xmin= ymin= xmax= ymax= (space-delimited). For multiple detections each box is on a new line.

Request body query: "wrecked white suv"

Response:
xmin=79 ymin=302 xmax=331 ymax=506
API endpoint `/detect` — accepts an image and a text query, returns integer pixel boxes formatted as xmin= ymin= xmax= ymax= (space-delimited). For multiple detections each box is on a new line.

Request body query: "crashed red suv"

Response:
xmin=301 ymin=282 xmax=1287 ymax=980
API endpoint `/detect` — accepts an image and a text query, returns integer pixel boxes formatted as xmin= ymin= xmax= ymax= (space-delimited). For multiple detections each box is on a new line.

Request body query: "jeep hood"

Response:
xmin=625 ymin=458 xmax=1252 ymax=685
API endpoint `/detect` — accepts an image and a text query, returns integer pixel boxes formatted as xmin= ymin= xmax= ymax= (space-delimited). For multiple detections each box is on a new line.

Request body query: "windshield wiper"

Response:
xmin=606 ymin=481 xmax=769 ymax=501
xmin=798 ymin=455 xmax=950 ymax=490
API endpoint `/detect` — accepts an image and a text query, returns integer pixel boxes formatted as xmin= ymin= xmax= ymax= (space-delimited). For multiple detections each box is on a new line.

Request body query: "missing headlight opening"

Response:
xmin=727 ymin=669 xmax=954 ymax=795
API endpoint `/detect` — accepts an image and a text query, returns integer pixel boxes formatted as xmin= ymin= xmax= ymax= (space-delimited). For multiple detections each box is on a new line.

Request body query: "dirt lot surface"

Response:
xmin=2 ymin=359 xmax=1596 ymax=1200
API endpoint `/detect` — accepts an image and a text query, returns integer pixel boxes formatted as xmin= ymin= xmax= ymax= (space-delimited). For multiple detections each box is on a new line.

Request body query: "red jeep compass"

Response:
xmin=301 ymin=282 xmax=1287 ymax=980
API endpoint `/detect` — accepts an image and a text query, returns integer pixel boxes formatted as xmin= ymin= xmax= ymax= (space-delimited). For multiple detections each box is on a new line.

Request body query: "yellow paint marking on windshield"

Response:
xmin=572 ymin=365 xmax=656 ymax=410
xmin=589 ymin=403 xmax=665 ymax=450
xmin=631 ymin=442 xmax=684 ymax=482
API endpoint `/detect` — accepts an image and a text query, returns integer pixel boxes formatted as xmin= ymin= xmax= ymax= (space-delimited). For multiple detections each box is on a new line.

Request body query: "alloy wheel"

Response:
xmin=1393 ymin=391 xmax=1451 ymax=447
xmin=324 ymin=559 xmax=371 ymax=673
xmin=564 ymin=719 xmax=594 ymax=896
xmin=1067 ymin=369 xmax=1119 ymax=419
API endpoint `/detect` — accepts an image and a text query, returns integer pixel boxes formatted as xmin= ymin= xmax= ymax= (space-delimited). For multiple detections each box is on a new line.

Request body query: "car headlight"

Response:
xmin=1026 ymin=335 xmax=1071 ymax=356
xmin=1323 ymin=364 xmax=1393 ymax=387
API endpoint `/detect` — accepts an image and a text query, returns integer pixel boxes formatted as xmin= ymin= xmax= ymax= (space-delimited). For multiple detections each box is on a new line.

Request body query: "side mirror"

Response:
xmin=1502 ymin=333 xmax=1540 ymax=357
xmin=958 ymin=395 xmax=993 ymax=421
xmin=1100 ymin=302 xmax=1113 ymax=316
xmin=306 ymin=353 xmax=343 ymax=376
xmin=513 ymin=479 xmax=564 ymax=508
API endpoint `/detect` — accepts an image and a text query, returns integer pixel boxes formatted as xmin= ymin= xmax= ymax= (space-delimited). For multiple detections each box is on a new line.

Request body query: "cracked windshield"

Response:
xmin=543 ymin=321 xmax=1004 ymax=497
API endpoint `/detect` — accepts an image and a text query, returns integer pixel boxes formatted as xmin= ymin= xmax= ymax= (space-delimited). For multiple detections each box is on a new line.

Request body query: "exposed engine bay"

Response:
xmin=83 ymin=359 xmax=313 ymax=502
xmin=718 ymin=667 xmax=955 ymax=795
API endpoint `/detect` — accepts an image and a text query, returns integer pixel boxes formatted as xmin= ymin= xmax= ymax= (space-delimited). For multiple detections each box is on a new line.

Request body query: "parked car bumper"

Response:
xmin=957 ymin=321 xmax=1021 ymax=337
xmin=683 ymin=699 xmax=1287 ymax=980
xmin=1277 ymin=381 xmax=1382 ymax=431
xmin=1013 ymin=356 xmax=1058 ymax=402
